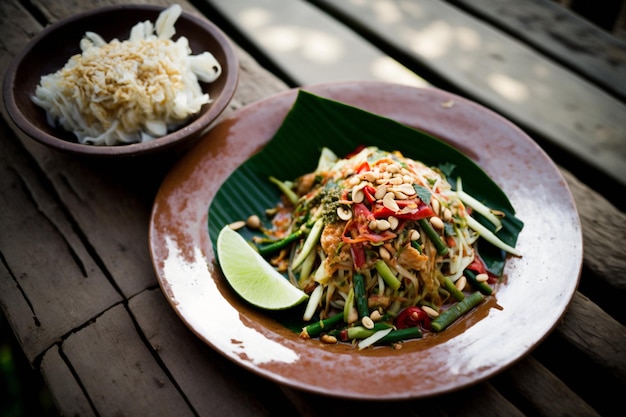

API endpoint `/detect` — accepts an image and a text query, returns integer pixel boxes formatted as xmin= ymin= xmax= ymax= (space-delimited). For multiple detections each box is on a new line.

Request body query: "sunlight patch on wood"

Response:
xmin=487 ymin=73 xmax=529 ymax=102
xmin=371 ymin=56 xmax=429 ymax=87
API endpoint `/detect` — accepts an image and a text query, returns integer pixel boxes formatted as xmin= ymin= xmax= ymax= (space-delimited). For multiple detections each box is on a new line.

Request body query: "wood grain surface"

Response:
xmin=1 ymin=0 xmax=624 ymax=416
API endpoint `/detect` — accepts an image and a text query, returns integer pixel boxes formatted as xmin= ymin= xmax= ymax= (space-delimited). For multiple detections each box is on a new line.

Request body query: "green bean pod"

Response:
xmin=331 ymin=322 xmax=393 ymax=341
xmin=464 ymin=269 xmax=493 ymax=295
xmin=353 ymin=273 xmax=369 ymax=318
xmin=442 ymin=276 xmax=465 ymax=302
xmin=257 ymin=229 xmax=304 ymax=256
xmin=300 ymin=313 xmax=344 ymax=339
xmin=431 ymin=291 xmax=485 ymax=332
xmin=418 ymin=218 xmax=449 ymax=255
xmin=375 ymin=326 xmax=423 ymax=345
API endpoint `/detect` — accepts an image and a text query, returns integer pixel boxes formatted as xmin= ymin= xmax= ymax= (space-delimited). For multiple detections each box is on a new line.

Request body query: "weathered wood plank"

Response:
xmin=433 ymin=383 xmax=526 ymax=417
xmin=221 ymin=30 xmax=292 ymax=110
xmin=0 ymin=0 xmax=41 ymax=59
xmin=0 ymin=117 xmax=122 ymax=363
xmin=130 ymin=289 xmax=289 ymax=417
xmin=570 ymin=0 xmax=626 ymax=32
xmin=201 ymin=0 xmax=429 ymax=87
xmin=61 ymin=303 xmax=196 ymax=417
xmin=308 ymin=0 xmax=626 ymax=188
xmin=557 ymin=292 xmax=626 ymax=383
xmin=559 ymin=168 xmax=626 ymax=290
xmin=31 ymin=0 xmax=200 ymax=22
xmin=494 ymin=356 xmax=602 ymax=417
xmin=40 ymin=345 xmax=97 ymax=417
xmin=282 ymin=381 xmax=526 ymax=417
xmin=448 ymin=0 xmax=626 ymax=101
xmin=0 ymin=0 xmax=41 ymax=105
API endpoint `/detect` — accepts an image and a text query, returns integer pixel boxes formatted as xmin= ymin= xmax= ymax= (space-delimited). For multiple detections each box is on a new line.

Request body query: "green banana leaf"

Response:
xmin=208 ymin=90 xmax=523 ymax=275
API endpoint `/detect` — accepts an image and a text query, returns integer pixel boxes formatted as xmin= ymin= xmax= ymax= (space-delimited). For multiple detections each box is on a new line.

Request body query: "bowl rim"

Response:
xmin=2 ymin=4 xmax=239 ymax=157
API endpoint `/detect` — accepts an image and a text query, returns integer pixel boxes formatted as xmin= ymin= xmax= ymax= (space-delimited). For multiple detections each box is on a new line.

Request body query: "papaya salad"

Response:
xmin=239 ymin=146 xmax=521 ymax=349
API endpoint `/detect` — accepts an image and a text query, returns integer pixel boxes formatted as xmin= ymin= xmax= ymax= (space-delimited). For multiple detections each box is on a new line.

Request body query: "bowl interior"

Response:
xmin=5 ymin=4 xmax=237 ymax=156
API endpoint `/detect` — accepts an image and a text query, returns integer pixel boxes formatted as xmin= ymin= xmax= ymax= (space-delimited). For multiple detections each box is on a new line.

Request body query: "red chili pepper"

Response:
xmin=342 ymin=203 xmax=397 ymax=244
xmin=343 ymin=230 xmax=396 ymax=244
xmin=350 ymin=243 xmax=366 ymax=269
xmin=362 ymin=185 xmax=377 ymax=204
xmin=372 ymin=199 xmax=434 ymax=220
xmin=394 ymin=307 xmax=431 ymax=330
xmin=344 ymin=145 xmax=366 ymax=159
xmin=371 ymin=204 xmax=395 ymax=218
xmin=342 ymin=219 xmax=396 ymax=244
xmin=338 ymin=329 xmax=349 ymax=342
xmin=467 ymin=255 xmax=496 ymax=283
xmin=352 ymin=202 xmax=374 ymax=220
xmin=355 ymin=160 xmax=371 ymax=174
xmin=467 ymin=256 xmax=487 ymax=275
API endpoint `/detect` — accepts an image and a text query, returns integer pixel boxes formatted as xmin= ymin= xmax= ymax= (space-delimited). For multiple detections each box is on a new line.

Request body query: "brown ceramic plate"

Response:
xmin=149 ymin=81 xmax=582 ymax=399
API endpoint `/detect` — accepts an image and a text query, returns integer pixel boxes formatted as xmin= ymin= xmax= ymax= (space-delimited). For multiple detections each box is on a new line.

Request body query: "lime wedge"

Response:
xmin=216 ymin=226 xmax=309 ymax=310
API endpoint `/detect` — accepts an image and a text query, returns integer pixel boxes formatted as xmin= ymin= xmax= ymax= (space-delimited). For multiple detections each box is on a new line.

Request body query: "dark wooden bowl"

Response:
xmin=3 ymin=4 xmax=238 ymax=158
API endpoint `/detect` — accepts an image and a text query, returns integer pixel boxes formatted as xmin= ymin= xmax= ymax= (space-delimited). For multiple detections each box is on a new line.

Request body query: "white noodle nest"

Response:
xmin=32 ymin=4 xmax=222 ymax=146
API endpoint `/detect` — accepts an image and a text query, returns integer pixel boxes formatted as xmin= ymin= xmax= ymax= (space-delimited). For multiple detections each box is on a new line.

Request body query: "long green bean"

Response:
xmin=257 ymin=229 xmax=304 ymax=256
xmin=464 ymin=269 xmax=493 ymax=295
xmin=300 ymin=313 xmax=344 ymax=338
xmin=353 ymin=273 xmax=369 ymax=318
xmin=330 ymin=322 xmax=393 ymax=341
xmin=431 ymin=291 xmax=484 ymax=332
xmin=269 ymin=176 xmax=298 ymax=205
xmin=418 ymin=218 xmax=449 ymax=255
xmin=442 ymin=276 xmax=465 ymax=302
xmin=375 ymin=326 xmax=423 ymax=345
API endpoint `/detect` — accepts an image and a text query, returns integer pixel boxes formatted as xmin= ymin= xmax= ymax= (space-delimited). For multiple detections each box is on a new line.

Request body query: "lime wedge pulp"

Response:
xmin=216 ymin=226 xmax=309 ymax=310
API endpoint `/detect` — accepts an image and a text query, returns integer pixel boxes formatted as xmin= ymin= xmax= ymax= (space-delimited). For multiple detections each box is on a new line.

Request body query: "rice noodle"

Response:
xmin=32 ymin=4 xmax=222 ymax=146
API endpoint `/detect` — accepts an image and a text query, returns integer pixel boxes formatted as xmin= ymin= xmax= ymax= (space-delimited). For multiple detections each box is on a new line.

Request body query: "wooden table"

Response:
xmin=1 ymin=1 xmax=624 ymax=416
